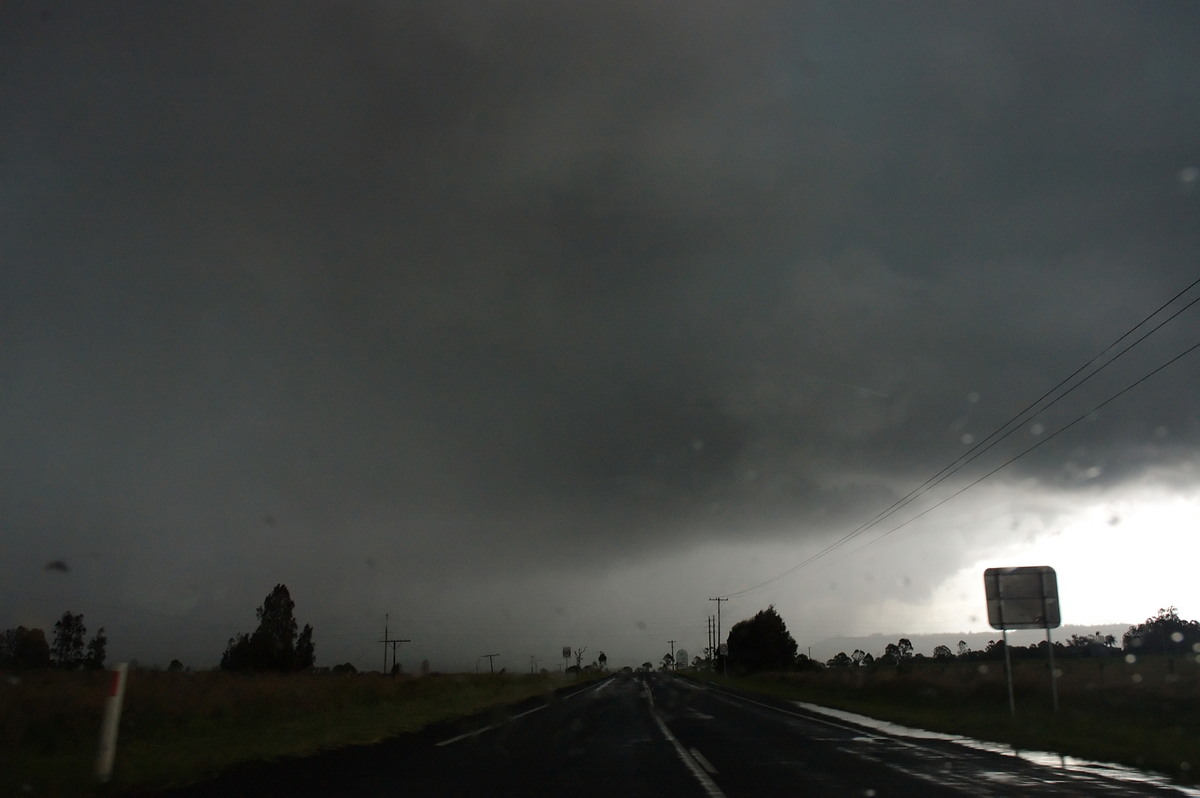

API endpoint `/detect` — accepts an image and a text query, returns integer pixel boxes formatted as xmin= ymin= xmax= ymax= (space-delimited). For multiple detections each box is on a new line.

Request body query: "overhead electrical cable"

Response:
xmin=721 ymin=275 xmax=1200 ymax=599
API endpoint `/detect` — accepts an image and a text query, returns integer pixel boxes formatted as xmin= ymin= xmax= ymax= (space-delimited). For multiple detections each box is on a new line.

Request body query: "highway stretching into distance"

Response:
xmin=160 ymin=672 xmax=1194 ymax=797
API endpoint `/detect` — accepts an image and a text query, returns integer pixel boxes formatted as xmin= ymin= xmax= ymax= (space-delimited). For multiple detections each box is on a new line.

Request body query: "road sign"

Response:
xmin=562 ymin=646 xmax=572 ymax=659
xmin=984 ymin=566 xmax=1061 ymax=630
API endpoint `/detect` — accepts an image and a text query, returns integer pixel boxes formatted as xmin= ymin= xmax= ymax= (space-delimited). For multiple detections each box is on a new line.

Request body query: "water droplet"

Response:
xmin=1171 ymin=632 xmax=1184 ymax=643
xmin=977 ymin=664 xmax=989 ymax=675
xmin=1192 ymin=642 xmax=1200 ymax=654
xmin=961 ymin=433 xmax=975 ymax=445
xmin=1084 ymin=466 xmax=1102 ymax=479
xmin=966 ymin=392 xmax=980 ymax=404
xmin=1125 ymin=654 xmax=1137 ymax=664
xmin=1132 ymin=673 xmax=1143 ymax=683
xmin=1181 ymin=761 xmax=1191 ymax=772
xmin=1030 ymin=423 xmax=1045 ymax=435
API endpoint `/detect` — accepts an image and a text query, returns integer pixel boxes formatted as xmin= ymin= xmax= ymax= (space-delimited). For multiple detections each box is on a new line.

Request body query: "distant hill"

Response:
xmin=808 ymin=623 xmax=1131 ymax=662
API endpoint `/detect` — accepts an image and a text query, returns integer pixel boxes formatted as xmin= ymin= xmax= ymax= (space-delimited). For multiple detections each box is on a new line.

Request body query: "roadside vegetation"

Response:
xmin=1 ymin=668 xmax=587 ymax=796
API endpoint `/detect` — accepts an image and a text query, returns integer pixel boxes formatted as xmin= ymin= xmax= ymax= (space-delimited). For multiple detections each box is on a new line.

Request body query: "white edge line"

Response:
xmin=436 ymin=676 xmax=613 ymax=747
xmin=645 ymin=682 xmax=727 ymax=798
xmin=689 ymin=747 xmax=720 ymax=775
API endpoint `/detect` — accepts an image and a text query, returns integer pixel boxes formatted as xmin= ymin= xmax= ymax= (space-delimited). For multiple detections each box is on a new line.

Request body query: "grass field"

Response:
xmin=1 ymin=668 xmax=584 ymax=797
xmin=704 ymin=652 xmax=1200 ymax=785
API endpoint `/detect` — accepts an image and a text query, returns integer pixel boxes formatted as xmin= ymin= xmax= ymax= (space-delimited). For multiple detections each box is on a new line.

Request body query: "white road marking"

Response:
xmin=689 ymin=747 xmax=720 ymax=775
xmin=435 ymin=676 xmax=614 ymax=746
xmin=644 ymin=681 xmax=727 ymax=798
xmin=434 ymin=704 xmax=546 ymax=746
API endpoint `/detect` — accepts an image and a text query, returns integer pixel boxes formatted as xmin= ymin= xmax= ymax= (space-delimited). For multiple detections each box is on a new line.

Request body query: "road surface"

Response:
xmin=158 ymin=672 xmax=1193 ymax=797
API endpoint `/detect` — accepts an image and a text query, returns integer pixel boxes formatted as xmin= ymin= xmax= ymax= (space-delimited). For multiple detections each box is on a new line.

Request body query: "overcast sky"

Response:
xmin=3 ymin=1 xmax=1199 ymax=672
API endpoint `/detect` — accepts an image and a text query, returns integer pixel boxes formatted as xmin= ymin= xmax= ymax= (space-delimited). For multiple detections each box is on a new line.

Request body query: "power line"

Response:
xmin=722 ymin=275 xmax=1200 ymax=599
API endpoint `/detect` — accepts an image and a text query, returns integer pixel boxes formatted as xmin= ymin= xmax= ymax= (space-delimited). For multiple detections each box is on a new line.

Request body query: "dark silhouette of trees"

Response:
xmin=597 ymin=651 xmax=607 ymax=671
xmin=826 ymin=651 xmax=851 ymax=668
xmin=168 ymin=659 xmax=185 ymax=672
xmin=932 ymin=645 xmax=953 ymax=661
xmin=726 ymin=605 xmax=798 ymax=673
xmin=52 ymin=612 xmax=87 ymax=668
xmin=1123 ymin=607 xmax=1200 ymax=656
xmin=221 ymin=584 xmax=316 ymax=672
xmin=0 ymin=626 xmax=51 ymax=669
xmin=85 ymin=627 xmax=107 ymax=669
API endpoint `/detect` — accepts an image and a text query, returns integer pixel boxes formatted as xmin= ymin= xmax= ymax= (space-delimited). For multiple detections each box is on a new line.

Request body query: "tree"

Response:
xmin=827 ymin=651 xmax=852 ymax=668
xmin=956 ymin=640 xmax=970 ymax=658
xmin=725 ymin=605 xmax=798 ymax=673
xmin=660 ymin=652 xmax=675 ymax=671
xmin=932 ymin=645 xmax=953 ymax=661
xmin=168 ymin=659 xmax=185 ymax=672
xmin=573 ymin=646 xmax=587 ymax=670
xmin=0 ymin=626 xmax=51 ymax=669
xmin=1123 ymin=607 xmax=1200 ymax=656
xmin=295 ymin=624 xmax=315 ymax=671
xmin=597 ymin=651 xmax=607 ymax=671
xmin=85 ymin=627 xmax=107 ymax=669
xmin=52 ymin=612 xmax=86 ymax=668
xmin=221 ymin=584 xmax=315 ymax=672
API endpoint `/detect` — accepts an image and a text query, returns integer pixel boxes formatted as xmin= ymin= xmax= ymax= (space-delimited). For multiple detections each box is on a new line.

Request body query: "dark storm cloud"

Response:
xmin=2 ymin=0 xmax=1199 ymax=631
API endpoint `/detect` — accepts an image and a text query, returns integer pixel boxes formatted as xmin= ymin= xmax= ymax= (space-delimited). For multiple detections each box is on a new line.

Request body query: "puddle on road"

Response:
xmin=793 ymin=702 xmax=1200 ymax=796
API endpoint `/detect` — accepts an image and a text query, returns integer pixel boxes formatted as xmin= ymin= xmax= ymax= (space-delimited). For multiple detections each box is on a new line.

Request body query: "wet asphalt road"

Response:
xmin=156 ymin=672 xmax=1192 ymax=797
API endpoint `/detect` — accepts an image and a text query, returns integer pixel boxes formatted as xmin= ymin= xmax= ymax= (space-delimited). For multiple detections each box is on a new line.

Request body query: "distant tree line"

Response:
xmin=700 ymin=605 xmax=1200 ymax=675
xmin=0 ymin=611 xmax=106 ymax=670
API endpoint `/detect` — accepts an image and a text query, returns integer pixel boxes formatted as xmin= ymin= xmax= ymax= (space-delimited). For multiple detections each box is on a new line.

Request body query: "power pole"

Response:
xmin=481 ymin=653 xmax=500 ymax=674
xmin=378 ymin=614 xmax=411 ymax=675
xmin=708 ymin=615 xmax=715 ymax=669
xmin=708 ymin=597 xmax=728 ymax=651
xmin=668 ymin=640 xmax=676 ymax=671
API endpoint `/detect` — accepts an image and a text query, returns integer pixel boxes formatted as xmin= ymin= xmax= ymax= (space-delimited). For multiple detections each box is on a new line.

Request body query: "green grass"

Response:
xmin=1 ymin=669 xmax=591 ymax=796
xmin=701 ymin=653 xmax=1200 ymax=785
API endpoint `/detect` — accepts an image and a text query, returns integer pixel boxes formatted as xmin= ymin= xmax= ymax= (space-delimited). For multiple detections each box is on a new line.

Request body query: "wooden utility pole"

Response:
xmin=481 ymin=653 xmax=500 ymax=674
xmin=708 ymin=597 xmax=728 ymax=650
xmin=379 ymin=614 xmax=411 ymax=675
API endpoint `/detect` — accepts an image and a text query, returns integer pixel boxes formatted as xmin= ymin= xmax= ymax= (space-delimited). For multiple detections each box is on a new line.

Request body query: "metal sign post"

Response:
xmin=984 ymin=565 xmax=1062 ymax=716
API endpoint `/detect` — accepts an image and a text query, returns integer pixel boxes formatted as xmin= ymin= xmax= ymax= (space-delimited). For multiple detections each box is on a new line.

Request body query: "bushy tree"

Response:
xmin=221 ymin=584 xmax=316 ymax=672
xmin=932 ymin=645 xmax=954 ymax=661
xmin=726 ymin=605 xmax=798 ymax=673
xmin=0 ymin=626 xmax=51 ymax=669
xmin=52 ymin=612 xmax=86 ymax=668
xmin=1124 ymin=607 xmax=1200 ymax=655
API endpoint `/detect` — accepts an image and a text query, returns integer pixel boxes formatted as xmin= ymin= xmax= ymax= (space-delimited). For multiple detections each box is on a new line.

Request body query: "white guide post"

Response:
xmin=95 ymin=663 xmax=129 ymax=784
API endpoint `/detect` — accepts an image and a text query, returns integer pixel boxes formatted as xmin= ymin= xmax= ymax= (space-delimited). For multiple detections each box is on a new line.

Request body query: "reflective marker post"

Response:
xmin=95 ymin=663 xmax=129 ymax=784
